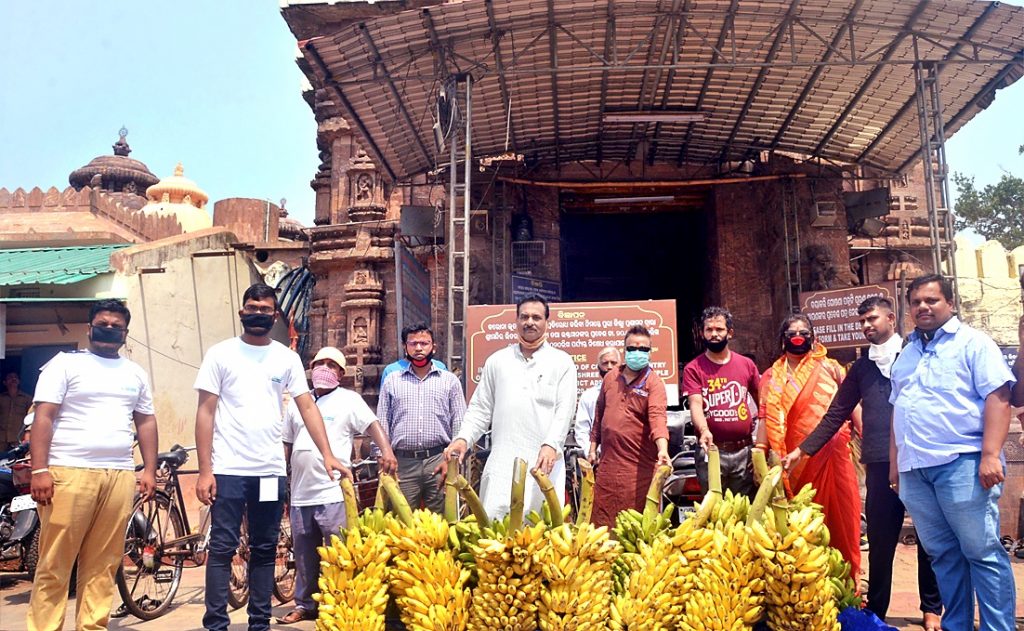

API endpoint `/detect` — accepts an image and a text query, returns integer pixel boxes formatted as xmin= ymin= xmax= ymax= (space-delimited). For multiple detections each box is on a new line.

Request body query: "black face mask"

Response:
xmin=90 ymin=325 xmax=127 ymax=345
xmin=704 ymin=338 xmax=729 ymax=353
xmin=784 ymin=335 xmax=813 ymax=355
xmin=240 ymin=313 xmax=274 ymax=332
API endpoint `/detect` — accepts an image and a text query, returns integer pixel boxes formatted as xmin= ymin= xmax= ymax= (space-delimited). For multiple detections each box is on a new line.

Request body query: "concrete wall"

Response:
xmin=112 ymin=228 xmax=262 ymax=450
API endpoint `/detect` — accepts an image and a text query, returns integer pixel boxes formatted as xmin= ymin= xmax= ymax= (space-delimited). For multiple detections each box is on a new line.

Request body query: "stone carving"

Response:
xmin=352 ymin=317 xmax=369 ymax=344
xmin=354 ymin=173 xmax=373 ymax=204
xmin=806 ymin=244 xmax=857 ymax=290
xmin=886 ymin=252 xmax=925 ymax=281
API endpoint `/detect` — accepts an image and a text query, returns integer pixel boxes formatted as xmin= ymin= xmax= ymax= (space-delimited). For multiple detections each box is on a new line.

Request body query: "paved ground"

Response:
xmin=2 ymin=543 xmax=1022 ymax=630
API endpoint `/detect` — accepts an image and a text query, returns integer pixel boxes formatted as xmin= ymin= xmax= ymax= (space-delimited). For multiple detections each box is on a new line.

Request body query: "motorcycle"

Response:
xmin=0 ymin=441 xmax=40 ymax=578
xmin=662 ymin=400 xmax=704 ymax=522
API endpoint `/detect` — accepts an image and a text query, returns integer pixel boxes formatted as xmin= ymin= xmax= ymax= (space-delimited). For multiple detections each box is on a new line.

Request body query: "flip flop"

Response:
xmin=277 ymin=608 xmax=315 ymax=624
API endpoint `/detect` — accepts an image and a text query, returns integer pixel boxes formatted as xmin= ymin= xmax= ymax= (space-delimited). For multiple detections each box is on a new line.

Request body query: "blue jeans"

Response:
xmin=203 ymin=475 xmax=285 ymax=631
xmin=290 ymin=502 xmax=347 ymax=611
xmin=899 ymin=453 xmax=1016 ymax=630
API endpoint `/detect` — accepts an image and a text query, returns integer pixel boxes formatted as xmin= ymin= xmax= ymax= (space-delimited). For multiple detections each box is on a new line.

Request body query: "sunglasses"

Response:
xmin=625 ymin=345 xmax=651 ymax=353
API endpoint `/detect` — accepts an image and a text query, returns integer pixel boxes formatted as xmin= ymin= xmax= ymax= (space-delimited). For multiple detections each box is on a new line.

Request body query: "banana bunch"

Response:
xmin=748 ymin=506 xmax=839 ymax=628
xmin=391 ymin=547 xmax=472 ymax=631
xmin=525 ymin=502 xmax=573 ymax=529
xmin=538 ymin=522 xmax=619 ymax=631
xmin=382 ymin=508 xmax=451 ymax=560
xmin=610 ymin=480 xmax=674 ymax=596
xmin=467 ymin=521 xmax=547 ymax=631
xmin=356 ymin=506 xmax=388 ymax=536
xmin=679 ymin=521 xmax=765 ymax=631
xmin=610 ymin=517 xmax=716 ymax=631
xmin=825 ymin=546 xmax=861 ymax=609
xmin=449 ymin=515 xmax=483 ymax=586
xmin=313 ymin=527 xmax=390 ymax=631
xmin=708 ymin=489 xmax=751 ymax=527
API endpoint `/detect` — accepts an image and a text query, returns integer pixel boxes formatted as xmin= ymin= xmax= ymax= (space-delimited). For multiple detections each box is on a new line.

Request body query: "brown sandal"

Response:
xmin=276 ymin=608 xmax=315 ymax=624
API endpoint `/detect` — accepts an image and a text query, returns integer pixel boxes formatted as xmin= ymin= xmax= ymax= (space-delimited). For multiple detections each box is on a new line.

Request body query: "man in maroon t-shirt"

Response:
xmin=682 ymin=307 xmax=761 ymax=497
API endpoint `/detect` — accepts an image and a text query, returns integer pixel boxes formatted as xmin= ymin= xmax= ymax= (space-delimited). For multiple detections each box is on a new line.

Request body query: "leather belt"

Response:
xmin=716 ymin=437 xmax=752 ymax=453
xmin=393 ymin=444 xmax=446 ymax=459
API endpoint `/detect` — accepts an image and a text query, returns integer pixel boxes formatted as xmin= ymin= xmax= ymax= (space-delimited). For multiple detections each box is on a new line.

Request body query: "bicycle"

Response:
xmin=115 ymin=445 xmax=213 ymax=620
xmin=273 ymin=497 xmax=295 ymax=603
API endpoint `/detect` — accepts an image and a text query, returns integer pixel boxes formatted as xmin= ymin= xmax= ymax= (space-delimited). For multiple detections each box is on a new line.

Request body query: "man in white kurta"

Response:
xmin=446 ymin=296 xmax=578 ymax=519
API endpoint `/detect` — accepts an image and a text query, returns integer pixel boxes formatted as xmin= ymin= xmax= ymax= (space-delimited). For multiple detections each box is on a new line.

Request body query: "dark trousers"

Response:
xmin=864 ymin=462 xmax=942 ymax=620
xmin=397 ymin=452 xmax=446 ymax=513
xmin=203 ymin=475 xmax=285 ymax=631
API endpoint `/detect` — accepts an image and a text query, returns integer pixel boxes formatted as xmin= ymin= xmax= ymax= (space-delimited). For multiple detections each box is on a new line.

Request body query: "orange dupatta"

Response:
xmin=759 ymin=343 xmax=861 ymax=582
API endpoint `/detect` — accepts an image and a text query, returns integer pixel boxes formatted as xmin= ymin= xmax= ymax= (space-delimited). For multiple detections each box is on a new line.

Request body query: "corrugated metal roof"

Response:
xmin=300 ymin=0 xmax=1024 ymax=180
xmin=0 ymin=245 xmax=129 ymax=286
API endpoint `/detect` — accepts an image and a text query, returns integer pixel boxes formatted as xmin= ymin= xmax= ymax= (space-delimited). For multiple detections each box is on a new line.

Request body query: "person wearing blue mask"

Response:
xmin=587 ymin=324 xmax=670 ymax=529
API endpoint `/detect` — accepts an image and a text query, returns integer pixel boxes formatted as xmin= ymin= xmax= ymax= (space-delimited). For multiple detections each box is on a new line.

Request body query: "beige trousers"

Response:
xmin=27 ymin=465 xmax=135 ymax=631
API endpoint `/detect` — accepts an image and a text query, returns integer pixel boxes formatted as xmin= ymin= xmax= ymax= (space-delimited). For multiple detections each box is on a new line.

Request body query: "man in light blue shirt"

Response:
xmin=889 ymin=274 xmax=1017 ymax=630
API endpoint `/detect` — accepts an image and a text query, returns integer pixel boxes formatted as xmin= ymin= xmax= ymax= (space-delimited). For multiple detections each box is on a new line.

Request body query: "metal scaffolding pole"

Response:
xmin=913 ymin=51 xmax=960 ymax=311
xmin=446 ymin=75 xmax=473 ymax=377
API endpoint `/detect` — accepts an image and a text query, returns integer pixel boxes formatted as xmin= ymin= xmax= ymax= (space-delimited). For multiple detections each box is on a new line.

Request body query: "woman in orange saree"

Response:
xmin=758 ymin=313 xmax=861 ymax=583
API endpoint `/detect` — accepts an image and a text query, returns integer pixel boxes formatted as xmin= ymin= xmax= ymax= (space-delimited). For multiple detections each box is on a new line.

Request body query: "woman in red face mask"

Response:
xmin=757 ymin=313 xmax=861 ymax=586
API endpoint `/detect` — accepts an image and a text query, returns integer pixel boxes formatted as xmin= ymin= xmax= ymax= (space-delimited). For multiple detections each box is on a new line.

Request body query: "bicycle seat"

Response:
xmin=157 ymin=448 xmax=188 ymax=470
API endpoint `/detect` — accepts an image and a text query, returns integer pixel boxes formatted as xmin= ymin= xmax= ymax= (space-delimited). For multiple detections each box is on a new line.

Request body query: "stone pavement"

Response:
xmin=1 ymin=543 xmax=1022 ymax=630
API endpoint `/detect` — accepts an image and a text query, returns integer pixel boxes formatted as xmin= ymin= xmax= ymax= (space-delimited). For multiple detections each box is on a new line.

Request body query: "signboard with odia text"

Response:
xmin=799 ymin=282 xmax=898 ymax=349
xmin=465 ymin=300 xmax=679 ymax=403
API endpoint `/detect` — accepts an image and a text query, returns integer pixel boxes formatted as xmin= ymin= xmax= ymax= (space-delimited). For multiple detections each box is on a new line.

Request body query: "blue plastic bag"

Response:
xmin=838 ymin=606 xmax=898 ymax=631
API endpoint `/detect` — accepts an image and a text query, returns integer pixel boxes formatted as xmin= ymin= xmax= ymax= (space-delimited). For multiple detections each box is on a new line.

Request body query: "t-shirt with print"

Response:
xmin=34 ymin=350 xmax=155 ymax=470
xmin=194 ymin=337 xmax=309 ymax=477
xmin=682 ymin=352 xmax=760 ymax=443
xmin=283 ymin=388 xmax=375 ymax=507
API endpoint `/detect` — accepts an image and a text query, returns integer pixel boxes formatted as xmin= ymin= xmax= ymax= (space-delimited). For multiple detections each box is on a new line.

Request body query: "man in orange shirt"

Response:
xmin=588 ymin=325 xmax=670 ymax=528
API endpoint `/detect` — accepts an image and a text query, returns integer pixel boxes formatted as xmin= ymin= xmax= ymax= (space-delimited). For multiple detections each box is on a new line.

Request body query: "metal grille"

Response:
xmin=511 ymin=241 xmax=546 ymax=275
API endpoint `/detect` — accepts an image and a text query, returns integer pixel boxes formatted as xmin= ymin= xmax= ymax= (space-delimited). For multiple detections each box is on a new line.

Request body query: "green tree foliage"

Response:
xmin=953 ymin=147 xmax=1024 ymax=248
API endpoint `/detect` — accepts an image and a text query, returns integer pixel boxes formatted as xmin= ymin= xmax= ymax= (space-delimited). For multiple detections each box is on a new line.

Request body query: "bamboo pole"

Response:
xmin=455 ymin=475 xmax=490 ymax=526
xmin=576 ymin=459 xmax=596 ymax=525
xmin=530 ymin=468 xmax=564 ymax=527
xmin=509 ymin=458 xmax=528 ymax=532
xmin=340 ymin=477 xmax=360 ymax=531
xmin=379 ymin=473 xmax=413 ymax=526
xmin=444 ymin=459 xmax=460 ymax=523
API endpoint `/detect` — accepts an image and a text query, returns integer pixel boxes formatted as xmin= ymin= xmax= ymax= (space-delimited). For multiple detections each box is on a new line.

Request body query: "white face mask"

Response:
xmin=868 ymin=333 xmax=903 ymax=378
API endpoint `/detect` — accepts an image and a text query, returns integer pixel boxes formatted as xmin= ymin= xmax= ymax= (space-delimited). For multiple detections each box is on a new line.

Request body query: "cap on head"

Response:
xmin=311 ymin=346 xmax=347 ymax=370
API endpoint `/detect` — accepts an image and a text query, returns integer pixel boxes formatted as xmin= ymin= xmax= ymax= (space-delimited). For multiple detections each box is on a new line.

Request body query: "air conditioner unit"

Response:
xmin=811 ymin=201 xmax=838 ymax=227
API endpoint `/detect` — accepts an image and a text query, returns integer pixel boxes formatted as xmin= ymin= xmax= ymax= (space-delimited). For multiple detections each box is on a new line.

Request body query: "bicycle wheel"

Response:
xmin=273 ymin=508 xmax=295 ymax=603
xmin=116 ymin=493 xmax=185 ymax=620
xmin=227 ymin=516 xmax=249 ymax=609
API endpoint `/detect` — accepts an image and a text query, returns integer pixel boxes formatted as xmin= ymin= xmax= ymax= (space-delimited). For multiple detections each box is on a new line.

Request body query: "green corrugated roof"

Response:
xmin=0 ymin=244 xmax=130 ymax=286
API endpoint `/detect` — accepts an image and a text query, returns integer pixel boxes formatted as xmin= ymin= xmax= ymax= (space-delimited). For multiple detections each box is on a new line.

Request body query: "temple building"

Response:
xmin=140 ymin=162 xmax=213 ymax=233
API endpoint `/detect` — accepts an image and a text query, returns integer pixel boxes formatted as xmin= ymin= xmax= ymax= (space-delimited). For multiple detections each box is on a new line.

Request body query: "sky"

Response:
xmin=1 ymin=1 xmax=1022 ymax=230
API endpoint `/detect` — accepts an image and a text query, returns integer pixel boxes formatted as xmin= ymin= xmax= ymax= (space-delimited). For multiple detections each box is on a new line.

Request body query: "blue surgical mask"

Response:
xmin=624 ymin=349 xmax=650 ymax=371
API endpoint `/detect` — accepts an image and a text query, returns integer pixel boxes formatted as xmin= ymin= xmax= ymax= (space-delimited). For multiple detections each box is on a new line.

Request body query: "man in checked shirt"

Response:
xmin=377 ymin=323 xmax=467 ymax=512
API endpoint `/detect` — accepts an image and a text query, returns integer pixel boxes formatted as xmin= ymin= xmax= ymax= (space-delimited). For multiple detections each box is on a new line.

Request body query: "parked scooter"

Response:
xmin=0 ymin=440 xmax=40 ymax=578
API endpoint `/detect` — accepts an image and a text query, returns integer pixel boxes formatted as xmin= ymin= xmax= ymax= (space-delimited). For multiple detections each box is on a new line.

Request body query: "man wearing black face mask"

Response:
xmin=378 ymin=324 xmax=466 ymax=513
xmin=28 ymin=299 xmax=159 ymax=630
xmin=194 ymin=283 xmax=350 ymax=631
xmin=682 ymin=307 xmax=760 ymax=496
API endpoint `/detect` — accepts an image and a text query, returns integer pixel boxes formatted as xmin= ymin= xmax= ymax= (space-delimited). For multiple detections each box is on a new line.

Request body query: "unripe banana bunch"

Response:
xmin=356 ymin=507 xmax=388 ymax=536
xmin=392 ymin=548 xmax=471 ymax=631
xmin=467 ymin=522 xmax=547 ymax=631
xmin=538 ymin=523 xmax=619 ymax=631
xmin=525 ymin=502 xmax=573 ymax=529
xmin=708 ymin=489 xmax=751 ymax=527
xmin=825 ymin=546 xmax=861 ymax=608
xmin=313 ymin=528 xmax=390 ymax=631
xmin=613 ymin=506 xmax=673 ymax=553
xmin=450 ymin=515 xmax=483 ymax=586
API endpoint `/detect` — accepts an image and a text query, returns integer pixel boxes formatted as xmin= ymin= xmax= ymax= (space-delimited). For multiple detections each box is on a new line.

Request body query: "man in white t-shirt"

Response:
xmin=276 ymin=346 xmax=397 ymax=624
xmin=27 ymin=299 xmax=159 ymax=631
xmin=194 ymin=283 xmax=349 ymax=631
